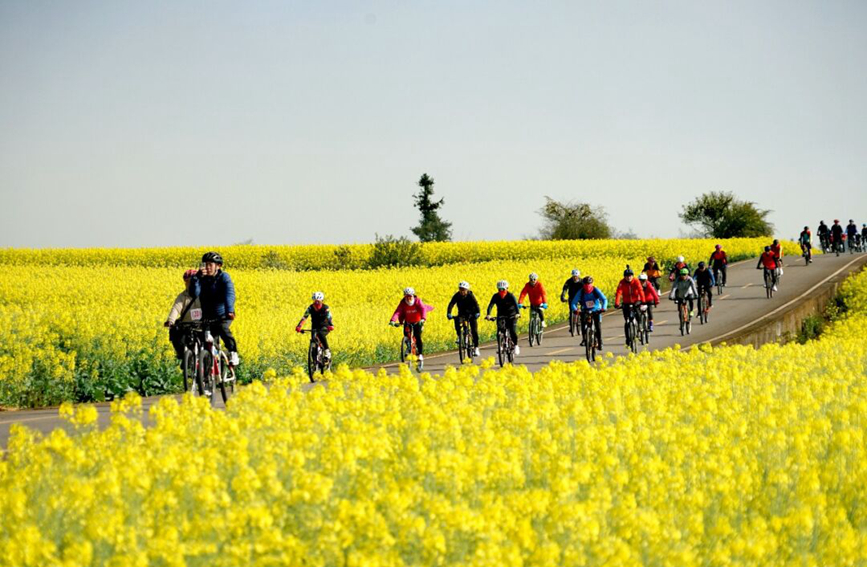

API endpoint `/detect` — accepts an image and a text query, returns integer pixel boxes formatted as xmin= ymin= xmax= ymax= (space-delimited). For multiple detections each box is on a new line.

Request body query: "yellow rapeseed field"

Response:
xmin=0 ymin=267 xmax=864 ymax=566
xmin=0 ymin=238 xmax=782 ymax=407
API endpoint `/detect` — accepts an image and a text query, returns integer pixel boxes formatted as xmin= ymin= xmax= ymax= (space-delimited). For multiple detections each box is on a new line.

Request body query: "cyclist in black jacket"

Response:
xmin=486 ymin=280 xmax=521 ymax=356
xmin=560 ymin=269 xmax=582 ymax=333
xmin=831 ymin=220 xmax=844 ymax=251
xmin=447 ymin=281 xmax=481 ymax=356
xmin=295 ymin=291 xmax=334 ymax=360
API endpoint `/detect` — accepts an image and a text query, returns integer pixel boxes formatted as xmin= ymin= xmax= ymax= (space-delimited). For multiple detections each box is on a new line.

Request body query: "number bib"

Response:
xmin=585 ymin=300 xmax=596 ymax=309
xmin=190 ymin=308 xmax=203 ymax=321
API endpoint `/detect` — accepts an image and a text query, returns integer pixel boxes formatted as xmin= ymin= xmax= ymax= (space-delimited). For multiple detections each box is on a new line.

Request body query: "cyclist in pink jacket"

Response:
xmin=389 ymin=287 xmax=434 ymax=363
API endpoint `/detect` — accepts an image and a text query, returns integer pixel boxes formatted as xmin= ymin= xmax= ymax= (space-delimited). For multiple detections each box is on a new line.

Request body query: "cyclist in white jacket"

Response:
xmin=669 ymin=267 xmax=699 ymax=317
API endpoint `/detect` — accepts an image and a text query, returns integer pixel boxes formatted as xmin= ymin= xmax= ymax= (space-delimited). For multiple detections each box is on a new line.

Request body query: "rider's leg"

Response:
xmin=169 ymin=326 xmax=185 ymax=360
xmin=412 ymin=323 xmax=424 ymax=355
xmin=594 ymin=312 xmax=603 ymax=347
xmin=453 ymin=317 xmax=462 ymax=344
xmin=469 ymin=317 xmax=479 ymax=348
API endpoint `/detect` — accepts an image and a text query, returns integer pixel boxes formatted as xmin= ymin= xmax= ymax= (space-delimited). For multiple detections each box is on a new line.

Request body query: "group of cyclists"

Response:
xmin=165 ymin=228 xmax=856 ymax=374
xmin=812 ymin=220 xmax=867 ymax=255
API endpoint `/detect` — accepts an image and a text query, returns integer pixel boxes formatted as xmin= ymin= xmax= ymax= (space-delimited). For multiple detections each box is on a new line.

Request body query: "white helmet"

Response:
xmin=571 ymin=269 xmax=581 ymax=277
xmin=458 ymin=281 xmax=470 ymax=290
xmin=496 ymin=280 xmax=509 ymax=290
xmin=638 ymin=273 xmax=648 ymax=281
xmin=403 ymin=287 xmax=415 ymax=296
xmin=677 ymin=255 xmax=685 ymax=263
xmin=312 ymin=291 xmax=325 ymax=301
xmin=529 ymin=272 xmax=538 ymax=282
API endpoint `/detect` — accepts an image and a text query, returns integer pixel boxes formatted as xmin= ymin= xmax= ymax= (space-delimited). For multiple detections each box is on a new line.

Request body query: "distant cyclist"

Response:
xmin=770 ymin=239 xmax=783 ymax=268
xmin=389 ymin=287 xmax=433 ymax=365
xmin=560 ymin=269 xmax=582 ymax=334
xmin=295 ymin=292 xmax=334 ymax=361
xmin=847 ymin=220 xmax=859 ymax=251
xmin=614 ymin=266 xmax=645 ymax=344
xmin=757 ymin=246 xmax=779 ymax=292
xmin=862 ymin=224 xmax=867 ymax=249
xmin=571 ymin=276 xmax=608 ymax=349
xmin=189 ymin=252 xmax=239 ymax=366
xmin=693 ymin=262 xmax=716 ymax=311
xmin=447 ymin=281 xmax=481 ymax=357
xmin=669 ymin=267 xmax=698 ymax=317
xmin=642 ymin=257 xmax=662 ymax=291
xmin=831 ymin=220 xmax=844 ymax=252
xmin=668 ymin=256 xmax=691 ymax=282
xmin=486 ymin=280 xmax=521 ymax=356
xmin=638 ymin=273 xmax=660 ymax=331
xmin=164 ymin=269 xmax=201 ymax=360
xmin=708 ymin=245 xmax=728 ymax=287
xmin=799 ymin=226 xmax=812 ymax=260
xmin=519 ymin=273 xmax=548 ymax=328
xmin=817 ymin=221 xmax=830 ymax=251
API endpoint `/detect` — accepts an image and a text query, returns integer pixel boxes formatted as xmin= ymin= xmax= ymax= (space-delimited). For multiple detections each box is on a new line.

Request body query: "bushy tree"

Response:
xmin=411 ymin=174 xmax=452 ymax=242
xmin=538 ymin=197 xmax=612 ymax=240
xmin=680 ymin=191 xmax=773 ymax=238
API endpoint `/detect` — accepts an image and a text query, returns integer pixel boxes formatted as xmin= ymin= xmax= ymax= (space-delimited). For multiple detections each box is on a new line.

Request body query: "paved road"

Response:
xmin=2 ymin=250 xmax=866 ymax=450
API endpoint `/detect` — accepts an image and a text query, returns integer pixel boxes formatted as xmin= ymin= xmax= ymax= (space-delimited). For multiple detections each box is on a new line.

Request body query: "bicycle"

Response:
xmin=299 ymin=329 xmax=331 ymax=382
xmin=697 ymin=290 xmax=710 ymax=325
xmin=527 ymin=305 xmax=544 ymax=346
xmin=564 ymin=300 xmax=580 ymax=337
xmin=675 ymin=299 xmax=692 ymax=336
xmin=618 ymin=305 xmax=639 ymax=354
xmin=177 ymin=323 xmax=204 ymax=394
xmin=637 ymin=304 xmax=650 ymax=346
xmin=712 ymin=267 xmax=725 ymax=295
xmin=819 ymin=234 xmax=830 ymax=254
xmin=455 ymin=316 xmax=475 ymax=364
xmin=198 ymin=321 xmax=236 ymax=405
xmin=763 ymin=267 xmax=777 ymax=299
xmin=580 ymin=310 xmax=600 ymax=362
xmin=801 ymin=244 xmax=812 ymax=265
xmin=487 ymin=314 xmax=518 ymax=367
xmin=396 ymin=322 xmax=423 ymax=371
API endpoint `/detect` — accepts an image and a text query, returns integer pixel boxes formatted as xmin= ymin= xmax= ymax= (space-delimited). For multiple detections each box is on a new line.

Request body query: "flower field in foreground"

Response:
xmin=0 ymin=238 xmax=790 ymax=407
xmin=1 ymin=270 xmax=865 ymax=566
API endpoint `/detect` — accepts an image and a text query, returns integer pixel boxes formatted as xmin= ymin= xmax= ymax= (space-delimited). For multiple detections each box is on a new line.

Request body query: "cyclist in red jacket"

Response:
xmin=614 ymin=266 xmax=645 ymax=343
xmin=757 ymin=246 xmax=779 ymax=291
xmin=708 ymin=244 xmax=728 ymax=287
xmin=638 ymin=273 xmax=660 ymax=331
xmin=519 ymin=273 xmax=548 ymax=328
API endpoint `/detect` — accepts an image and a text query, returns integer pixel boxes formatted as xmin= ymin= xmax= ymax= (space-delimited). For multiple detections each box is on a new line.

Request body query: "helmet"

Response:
xmin=583 ymin=276 xmax=594 ymax=285
xmin=571 ymin=269 xmax=581 ymax=277
xmin=773 ymin=239 xmax=779 ymax=245
xmin=715 ymin=244 xmax=721 ymax=250
xmin=623 ymin=266 xmax=634 ymax=277
xmin=679 ymin=268 xmax=689 ymax=275
xmin=312 ymin=291 xmax=325 ymax=301
xmin=403 ymin=287 xmax=415 ymax=296
xmin=638 ymin=273 xmax=648 ymax=281
xmin=458 ymin=281 xmax=470 ymax=290
xmin=529 ymin=273 xmax=538 ymax=282
xmin=850 ymin=219 xmax=854 ymax=223
xmin=698 ymin=261 xmax=706 ymax=268
xmin=202 ymin=251 xmax=223 ymax=265
xmin=764 ymin=246 xmax=771 ymax=252
xmin=676 ymin=255 xmax=684 ymax=263
xmin=820 ymin=220 xmax=825 ymax=224
xmin=496 ymin=280 xmax=509 ymax=290
xmin=804 ymin=226 xmax=809 ymax=230
xmin=183 ymin=269 xmax=197 ymax=280
xmin=647 ymin=256 xmax=655 ymax=263
xmin=834 ymin=219 xmax=840 ymax=223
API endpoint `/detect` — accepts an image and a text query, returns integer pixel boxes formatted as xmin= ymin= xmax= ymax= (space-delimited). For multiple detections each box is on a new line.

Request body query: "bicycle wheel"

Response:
xmin=196 ymin=350 xmax=210 ymax=397
xmin=458 ymin=324 xmax=467 ymax=364
xmin=528 ymin=313 xmax=537 ymax=347
xmin=584 ymin=321 xmax=595 ymax=362
xmin=400 ymin=335 xmax=410 ymax=364
xmin=218 ymin=352 xmax=230 ymax=403
xmin=507 ymin=339 xmax=515 ymax=364
xmin=679 ymin=305 xmax=685 ymax=336
xmin=307 ymin=341 xmax=318 ymax=381
xmin=497 ymin=332 xmax=506 ymax=367
xmin=465 ymin=329 xmax=475 ymax=363
xmin=627 ymin=319 xmax=638 ymax=353
xmin=182 ymin=349 xmax=195 ymax=392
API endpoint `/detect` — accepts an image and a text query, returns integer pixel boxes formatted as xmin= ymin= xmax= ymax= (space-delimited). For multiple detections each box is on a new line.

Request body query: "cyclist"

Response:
xmin=831 ymin=220 xmax=844 ymax=252
xmin=295 ymin=292 xmax=335 ymax=361
xmin=847 ymin=220 xmax=859 ymax=251
xmin=799 ymin=226 xmax=812 ymax=261
xmin=708 ymin=245 xmax=728 ymax=287
xmin=693 ymin=262 xmax=716 ymax=312
xmin=486 ymin=280 xmax=521 ymax=356
xmin=638 ymin=273 xmax=660 ymax=331
xmin=668 ymin=256 xmax=691 ymax=282
xmin=613 ymin=266 xmax=645 ymax=345
xmin=669 ymin=267 xmax=698 ymax=317
xmin=642 ymin=256 xmax=663 ymax=291
xmin=757 ymin=246 xmax=779 ymax=291
xmin=571 ymin=276 xmax=608 ymax=349
xmin=862 ymin=224 xmax=867 ymax=250
xmin=164 ymin=269 xmax=201 ymax=360
xmin=189 ymin=252 xmax=239 ymax=366
xmin=770 ymin=239 xmax=784 ymax=268
xmin=560 ymin=269 xmax=582 ymax=334
xmin=519 ymin=273 xmax=548 ymax=329
xmin=817 ymin=221 xmax=830 ymax=252
xmin=447 ymin=281 xmax=481 ymax=356
xmin=389 ymin=287 xmax=433 ymax=365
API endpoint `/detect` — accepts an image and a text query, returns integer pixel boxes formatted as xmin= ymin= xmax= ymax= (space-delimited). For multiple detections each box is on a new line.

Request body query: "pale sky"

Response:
xmin=1 ymin=0 xmax=865 ymax=248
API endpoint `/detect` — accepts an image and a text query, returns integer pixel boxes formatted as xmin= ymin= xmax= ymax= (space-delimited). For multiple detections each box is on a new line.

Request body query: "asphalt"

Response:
xmin=3 ymin=250 xmax=866 ymax=450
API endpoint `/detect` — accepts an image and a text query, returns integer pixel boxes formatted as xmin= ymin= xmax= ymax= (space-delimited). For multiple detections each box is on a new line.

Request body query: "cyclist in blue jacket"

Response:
xmin=189 ymin=251 xmax=239 ymax=366
xmin=571 ymin=276 xmax=608 ymax=349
